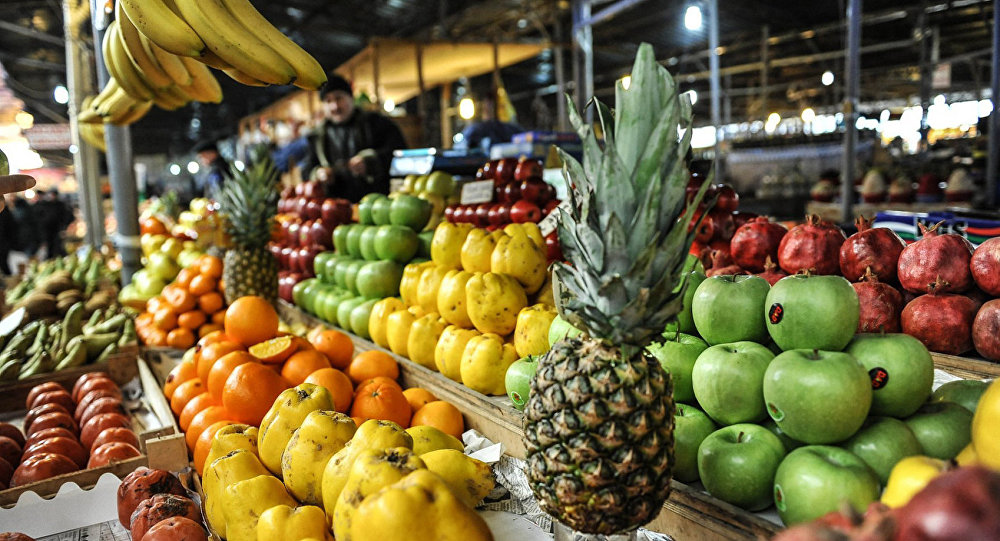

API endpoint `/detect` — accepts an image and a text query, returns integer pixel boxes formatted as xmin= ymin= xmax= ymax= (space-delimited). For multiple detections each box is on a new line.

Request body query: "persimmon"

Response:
xmin=207 ymin=351 xmax=256 ymax=400
xmin=411 ymin=401 xmax=464 ymax=439
xmin=178 ymin=392 xmax=217 ymax=432
xmin=310 ymin=330 xmax=354 ymax=370
xmin=224 ymin=296 xmax=279 ymax=347
xmin=163 ymin=361 xmax=197 ymax=400
xmin=222 ymin=362 xmax=288 ymax=426
xmin=346 ymin=350 xmax=399 ymax=385
xmin=402 ymin=388 xmax=437 ymax=415
xmin=169 ymin=379 xmax=205 ymax=416
xmin=304 ymin=368 xmax=354 ymax=413
xmin=185 ymin=406 xmax=231 ymax=450
xmin=350 ymin=381 xmax=410 ymax=428
xmin=280 ymin=350 xmax=332 ymax=386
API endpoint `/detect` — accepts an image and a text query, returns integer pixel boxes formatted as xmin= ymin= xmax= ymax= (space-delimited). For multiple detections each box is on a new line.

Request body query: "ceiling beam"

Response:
xmin=0 ymin=20 xmax=63 ymax=46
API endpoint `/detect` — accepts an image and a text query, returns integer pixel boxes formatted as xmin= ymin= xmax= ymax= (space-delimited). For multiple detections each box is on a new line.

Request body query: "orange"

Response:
xmin=199 ymin=255 xmax=224 ymax=279
xmin=175 ymin=268 xmax=197 ymax=289
xmin=346 ymin=350 xmax=399 ymax=385
xmin=144 ymin=328 xmax=168 ymax=347
xmin=153 ymin=307 xmax=178 ymax=332
xmin=280 ymin=350 xmax=332 ymax=386
xmin=356 ymin=377 xmax=403 ymax=394
xmin=164 ymin=286 xmax=197 ymax=313
xmin=222 ymin=362 xmax=289 ymax=426
xmin=198 ymin=292 xmax=224 ymax=314
xmin=197 ymin=330 xmax=230 ymax=350
xmin=170 ymin=378 xmax=205 ymax=416
xmin=185 ymin=405 xmax=231 ymax=450
xmin=212 ymin=310 xmax=227 ymax=325
xmin=290 ymin=336 xmax=315 ymax=351
xmin=402 ymin=388 xmax=437 ymax=415
xmin=352 ymin=416 xmax=365 ymax=428
xmin=189 ymin=274 xmax=217 ymax=296
xmin=225 ymin=296 xmax=279 ymax=347
xmin=135 ymin=312 xmax=154 ymax=329
xmin=199 ymin=324 xmax=224 ymax=338
xmin=178 ymin=392 xmax=218 ymax=431
xmin=350 ymin=381 xmax=411 ymax=428
xmin=311 ymin=330 xmax=354 ymax=370
xmin=193 ymin=420 xmax=232 ymax=475
xmin=166 ymin=327 xmax=196 ymax=349
xmin=304 ymin=368 xmax=354 ymax=413
xmin=248 ymin=335 xmax=297 ymax=363
xmin=163 ymin=360 xmax=197 ymax=400
xmin=207 ymin=351 xmax=257 ymax=400
xmin=146 ymin=296 xmax=165 ymax=314
xmin=178 ymin=310 xmax=207 ymax=330
xmin=411 ymin=401 xmax=464 ymax=439
xmin=196 ymin=341 xmax=245 ymax=383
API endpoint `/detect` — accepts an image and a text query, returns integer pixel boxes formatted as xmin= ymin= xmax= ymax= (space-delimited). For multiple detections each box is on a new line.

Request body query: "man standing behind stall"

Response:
xmin=193 ymin=141 xmax=231 ymax=198
xmin=301 ymin=75 xmax=407 ymax=202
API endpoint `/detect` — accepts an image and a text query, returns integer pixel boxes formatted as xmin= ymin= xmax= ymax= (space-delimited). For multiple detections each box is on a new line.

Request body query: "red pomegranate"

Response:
xmin=852 ymin=268 xmax=904 ymax=333
xmin=897 ymin=221 xmax=975 ymax=294
xmin=777 ymin=214 xmax=846 ymax=275
xmin=901 ymin=280 xmax=978 ymax=355
xmin=973 ymin=300 xmax=1000 ymax=361
xmin=839 ymin=216 xmax=906 ymax=282
xmin=895 ymin=466 xmax=1000 ymax=541
xmin=755 ymin=256 xmax=788 ymax=286
xmin=705 ymin=250 xmax=744 ymax=277
xmin=709 ymin=210 xmax=735 ymax=241
xmin=971 ymin=237 xmax=1000 ymax=296
xmin=730 ymin=217 xmax=788 ymax=272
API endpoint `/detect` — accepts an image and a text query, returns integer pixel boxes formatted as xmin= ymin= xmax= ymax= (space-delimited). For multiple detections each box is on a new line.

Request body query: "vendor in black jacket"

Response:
xmin=301 ymin=75 xmax=406 ymax=202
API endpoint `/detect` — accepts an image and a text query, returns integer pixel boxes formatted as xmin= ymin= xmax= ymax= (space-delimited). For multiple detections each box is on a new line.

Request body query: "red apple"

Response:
xmin=515 ymin=158 xmax=543 ymax=181
xmin=294 ymin=183 xmax=305 ymax=196
xmin=501 ymin=182 xmax=521 ymax=203
xmin=545 ymin=231 xmax=562 ymax=261
xmin=460 ymin=205 xmax=478 ymax=224
xmin=486 ymin=224 xmax=500 ymax=232
xmin=715 ymin=184 xmax=740 ymax=213
xmin=444 ymin=205 xmax=457 ymax=223
xmin=544 ymin=199 xmax=561 ymax=215
xmin=510 ymin=200 xmax=542 ymax=223
xmin=519 ymin=178 xmax=547 ymax=204
xmin=281 ymin=186 xmax=294 ymax=200
xmin=302 ymin=181 xmax=323 ymax=200
xmin=297 ymin=247 xmax=318 ymax=276
xmin=287 ymin=222 xmax=302 ymax=247
xmin=268 ymin=243 xmax=283 ymax=262
xmin=298 ymin=220 xmax=313 ymax=247
xmin=309 ymin=220 xmax=334 ymax=249
xmin=278 ymin=246 xmax=293 ymax=268
xmin=495 ymin=158 xmax=518 ymax=183
xmin=321 ymin=199 xmax=339 ymax=223
xmin=475 ymin=167 xmax=487 ymax=180
xmin=481 ymin=161 xmax=497 ymax=180
xmin=304 ymin=199 xmax=322 ymax=220
xmin=474 ymin=204 xmax=492 ymax=227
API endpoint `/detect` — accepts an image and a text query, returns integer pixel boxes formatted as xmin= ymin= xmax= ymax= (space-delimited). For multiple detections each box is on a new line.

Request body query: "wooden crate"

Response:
xmin=0 ymin=357 xmax=187 ymax=507
xmin=930 ymin=352 xmax=1000 ymax=380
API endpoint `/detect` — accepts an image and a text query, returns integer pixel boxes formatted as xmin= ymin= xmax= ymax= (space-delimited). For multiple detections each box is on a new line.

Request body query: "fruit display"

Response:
xmin=116 ymin=467 xmax=209 ymax=540
xmin=5 ymin=251 xmax=119 ymax=315
xmin=688 ymin=180 xmax=754 ymax=276
xmin=396 ymin=169 xmax=458 ymax=232
xmin=274 ymin=179 xmax=352 ymax=295
xmin=0 ymin=373 xmax=141 ymax=490
xmin=134 ymin=255 xmax=227 ymax=348
xmin=444 ymin=157 xmax=558 ymax=233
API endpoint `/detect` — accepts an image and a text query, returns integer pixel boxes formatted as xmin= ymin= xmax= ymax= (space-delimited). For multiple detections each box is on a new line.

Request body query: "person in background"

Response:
xmin=193 ymin=141 xmax=230 ymax=198
xmin=458 ymin=94 xmax=523 ymax=153
xmin=301 ymin=75 xmax=407 ymax=202
xmin=34 ymin=189 xmax=72 ymax=260
xmin=10 ymin=196 xmax=39 ymax=258
xmin=0 ymin=197 xmax=17 ymax=275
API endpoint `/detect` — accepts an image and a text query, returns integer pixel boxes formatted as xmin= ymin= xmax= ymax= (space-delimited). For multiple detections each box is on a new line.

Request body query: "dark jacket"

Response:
xmin=302 ymin=110 xmax=406 ymax=202
xmin=200 ymin=156 xmax=230 ymax=198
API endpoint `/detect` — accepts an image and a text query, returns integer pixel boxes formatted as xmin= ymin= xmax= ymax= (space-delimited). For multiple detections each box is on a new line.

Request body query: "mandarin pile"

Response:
xmin=136 ymin=255 xmax=227 ymax=348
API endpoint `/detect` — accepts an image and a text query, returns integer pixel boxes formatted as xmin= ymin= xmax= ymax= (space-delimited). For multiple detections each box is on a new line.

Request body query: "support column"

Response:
xmin=708 ymin=0 xmax=722 ymax=174
xmin=440 ymin=83 xmax=452 ymax=148
xmin=371 ymin=40 xmax=381 ymax=107
xmin=987 ymin=0 xmax=999 ymax=207
xmin=760 ymin=25 xmax=769 ymax=122
xmin=90 ymin=0 xmax=140 ymax=283
xmin=64 ymin=0 xmax=103 ymax=248
xmin=840 ymin=0 xmax=862 ymax=223
xmin=571 ymin=0 xmax=593 ymax=121
xmin=554 ymin=18 xmax=568 ymax=130
xmin=416 ymin=44 xmax=427 ymax=146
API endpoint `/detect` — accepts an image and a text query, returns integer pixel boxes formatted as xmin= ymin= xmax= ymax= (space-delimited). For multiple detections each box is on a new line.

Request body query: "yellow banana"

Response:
xmin=223 ymin=68 xmax=269 ymax=87
xmin=111 ymin=100 xmax=153 ymax=126
xmin=118 ymin=0 xmax=205 ymax=57
xmin=152 ymin=85 xmax=189 ymax=110
xmin=219 ymin=0 xmax=326 ymax=90
xmin=107 ymin=21 xmax=155 ymax=100
xmin=97 ymin=87 xmax=131 ymax=117
xmin=88 ymin=78 xmax=121 ymax=117
xmin=173 ymin=0 xmax=295 ymax=85
xmin=115 ymin=0 xmax=173 ymax=88
xmin=199 ymin=51 xmax=233 ymax=70
xmin=79 ymin=122 xmax=106 ymax=152
xmin=178 ymin=56 xmax=223 ymax=103
xmin=143 ymin=35 xmax=192 ymax=86
xmin=160 ymin=84 xmax=192 ymax=107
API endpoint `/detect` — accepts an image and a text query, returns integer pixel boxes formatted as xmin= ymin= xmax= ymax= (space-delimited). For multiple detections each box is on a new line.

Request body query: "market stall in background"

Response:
xmin=0 ymin=0 xmax=998 ymax=540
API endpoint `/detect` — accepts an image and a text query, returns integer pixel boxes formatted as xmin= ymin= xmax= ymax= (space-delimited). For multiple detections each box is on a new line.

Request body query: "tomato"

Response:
xmin=129 ymin=494 xmax=201 ymax=540
xmin=22 ymin=436 xmax=87 ymax=468
xmin=140 ymin=516 xmax=207 ymax=541
xmin=72 ymin=372 xmax=113 ymax=402
xmin=73 ymin=377 xmax=119 ymax=404
xmin=79 ymin=397 xmax=126 ymax=427
xmin=0 ymin=422 xmax=25 ymax=448
xmin=27 ymin=390 xmax=75 ymax=413
xmin=24 ymin=403 xmax=71 ymax=432
xmin=10 ymin=453 xmax=78 ymax=487
xmin=23 ymin=427 xmax=76 ymax=448
xmin=91 ymin=427 xmax=139 ymax=453
xmin=25 ymin=382 xmax=66 ymax=410
xmin=87 ymin=441 xmax=141 ymax=468
xmin=75 ymin=389 xmax=123 ymax=421
xmin=26 ymin=411 xmax=77 ymax=437
xmin=80 ymin=413 xmax=131 ymax=451
xmin=0 ymin=436 xmax=21 ymax=467
xmin=116 ymin=467 xmax=188 ymax=528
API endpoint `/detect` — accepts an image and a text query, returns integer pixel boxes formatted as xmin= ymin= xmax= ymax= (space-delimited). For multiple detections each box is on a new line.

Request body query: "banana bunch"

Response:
xmin=117 ymin=0 xmax=326 ymax=90
xmin=77 ymin=79 xmax=153 ymax=126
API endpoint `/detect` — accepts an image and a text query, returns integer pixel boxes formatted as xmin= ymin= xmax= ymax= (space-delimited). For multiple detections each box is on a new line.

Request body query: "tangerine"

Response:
xmin=280 ymin=350 xmax=332 ymax=386
xmin=356 ymin=376 xmax=403 ymax=394
xmin=177 ymin=310 xmax=207 ymax=330
xmin=163 ymin=360 xmax=197 ymax=400
xmin=350 ymin=381 xmax=411 ymax=428
xmin=199 ymin=324 xmax=224 ymax=338
xmin=185 ymin=405 xmax=231 ymax=450
xmin=193 ymin=420 xmax=232 ymax=475
xmin=144 ymin=328 xmax=168 ymax=347
xmin=211 ymin=310 xmax=227 ymax=325
xmin=135 ymin=312 xmax=154 ymax=330
xmin=153 ymin=307 xmax=178 ymax=332
xmin=175 ymin=268 xmax=197 ymax=289
xmin=346 ymin=350 xmax=399 ymax=385
xmin=146 ymin=296 xmax=166 ymax=314
xmin=196 ymin=330 xmax=231 ymax=351
xmin=196 ymin=341 xmax=245 ymax=384
xmin=178 ymin=392 xmax=217 ymax=431
xmin=224 ymin=296 xmax=279 ymax=347
xmin=170 ymin=379 xmax=205 ymax=416
xmin=222 ymin=362 xmax=289 ymax=426
xmin=164 ymin=286 xmax=197 ymax=313
xmin=189 ymin=274 xmax=217 ymax=296
xmin=402 ymin=388 xmax=438 ymax=415
xmin=198 ymin=292 xmax=224 ymax=314
xmin=304 ymin=368 xmax=354 ymax=413
xmin=311 ymin=330 xmax=354 ymax=370
xmin=411 ymin=401 xmax=464 ymax=439
xmin=199 ymin=256 xmax=224 ymax=279
xmin=207 ymin=351 xmax=256 ymax=400
xmin=166 ymin=327 xmax=196 ymax=349
xmin=248 ymin=335 xmax=297 ymax=363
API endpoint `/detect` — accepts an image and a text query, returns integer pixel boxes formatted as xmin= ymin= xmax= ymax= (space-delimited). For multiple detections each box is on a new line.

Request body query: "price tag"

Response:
xmin=538 ymin=199 xmax=571 ymax=236
xmin=461 ymin=180 xmax=495 ymax=205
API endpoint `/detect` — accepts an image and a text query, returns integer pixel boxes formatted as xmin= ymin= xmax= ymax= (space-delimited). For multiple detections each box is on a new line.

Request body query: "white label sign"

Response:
xmin=538 ymin=199 xmax=571 ymax=236
xmin=461 ymin=180 xmax=495 ymax=205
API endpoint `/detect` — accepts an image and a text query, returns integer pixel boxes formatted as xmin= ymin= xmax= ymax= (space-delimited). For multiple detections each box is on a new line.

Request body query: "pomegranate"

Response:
xmin=730 ymin=216 xmax=788 ymax=272
xmin=894 ymin=466 xmax=1000 ymax=541
xmin=709 ymin=209 xmax=735 ymax=241
xmin=705 ymin=250 xmax=745 ymax=277
xmin=754 ymin=256 xmax=788 ymax=285
xmin=777 ymin=214 xmax=846 ymax=275
xmin=970 ymin=237 xmax=1000 ymax=295
xmin=852 ymin=268 xmax=904 ymax=333
xmin=901 ymin=280 xmax=977 ymax=355
xmin=973 ymin=300 xmax=1000 ymax=361
xmin=839 ymin=216 xmax=906 ymax=282
xmin=897 ymin=221 xmax=975 ymax=293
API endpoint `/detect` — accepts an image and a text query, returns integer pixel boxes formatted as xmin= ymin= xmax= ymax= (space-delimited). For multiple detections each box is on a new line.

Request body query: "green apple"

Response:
xmin=294 ymin=278 xmax=321 ymax=313
xmin=344 ymin=260 xmax=367 ymax=295
xmin=318 ymin=289 xmax=352 ymax=323
xmin=505 ymin=356 xmax=538 ymax=410
xmin=845 ymin=333 xmax=934 ymax=418
xmin=674 ymin=403 xmax=716 ymax=483
xmin=692 ymin=275 xmax=770 ymax=345
xmin=903 ymin=402 xmax=972 ymax=460
xmin=313 ymin=287 xmax=336 ymax=323
xmin=390 ymin=194 xmax=432 ymax=231
xmin=346 ymin=225 xmax=364 ymax=258
xmin=336 ymin=296 xmax=366 ymax=330
xmin=764 ymin=274 xmax=859 ymax=351
xmin=547 ymin=314 xmax=582 ymax=346
xmin=840 ymin=416 xmax=923 ymax=485
xmin=131 ymin=269 xmax=166 ymax=298
xmin=160 ymin=237 xmax=184 ymax=259
xmin=762 ymin=350 xmax=872 ymax=444
xmin=333 ymin=224 xmax=352 ymax=254
xmin=374 ymin=225 xmax=419 ymax=263
xmin=332 ymin=258 xmax=353 ymax=288
xmin=358 ymin=193 xmax=386 ymax=225
xmin=762 ymin=418 xmax=804 ymax=453
xmin=141 ymin=234 xmax=167 ymax=257
xmin=371 ymin=197 xmax=393 ymax=225
xmin=350 ymin=299 xmax=378 ymax=339
xmin=930 ymin=379 xmax=989 ymax=413
xmin=697 ymin=423 xmax=786 ymax=511
xmin=645 ymin=332 xmax=708 ymax=404
xmin=666 ymin=269 xmax=706 ymax=335
xmin=692 ymin=341 xmax=775 ymax=425
xmin=314 ymin=252 xmax=335 ymax=282
xmin=146 ymin=251 xmax=180 ymax=281
xmin=324 ymin=255 xmax=344 ymax=284
xmin=424 ymin=170 xmax=455 ymax=197
xmin=417 ymin=230 xmax=434 ymax=259
xmin=772 ymin=445 xmax=880 ymax=525
xmin=177 ymin=249 xmax=201 ymax=268
xmin=359 ymin=226 xmax=380 ymax=261
xmin=356 ymin=260 xmax=404 ymax=299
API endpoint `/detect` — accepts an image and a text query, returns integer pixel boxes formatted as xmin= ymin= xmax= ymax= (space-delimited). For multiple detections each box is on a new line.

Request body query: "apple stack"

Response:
xmin=290 ymin=193 xmax=434 ymax=339
xmin=445 ymin=158 xmax=560 ymax=231
xmin=645 ymin=261 xmax=987 ymax=527
xmin=393 ymin=170 xmax=458 ymax=231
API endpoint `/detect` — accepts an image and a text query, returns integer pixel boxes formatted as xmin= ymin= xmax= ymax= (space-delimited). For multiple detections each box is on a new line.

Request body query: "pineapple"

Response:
xmin=216 ymin=155 xmax=280 ymax=304
xmin=522 ymin=43 xmax=710 ymax=534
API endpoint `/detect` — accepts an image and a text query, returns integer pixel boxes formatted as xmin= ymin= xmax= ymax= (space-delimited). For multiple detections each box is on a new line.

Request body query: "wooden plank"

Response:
xmin=930 ymin=352 xmax=1000 ymax=380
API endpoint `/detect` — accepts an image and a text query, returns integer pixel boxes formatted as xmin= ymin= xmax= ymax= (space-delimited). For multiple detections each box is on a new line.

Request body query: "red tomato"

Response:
xmin=27 ymin=390 xmax=75 ymax=413
xmin=73 ymin=377 xmax=119 ymax=404
xmin=23 ymin=427 xmax=76 ymax=448
xmin=75 ymin=388 xmax=123 ymax=421
xmin=0 ymin=422 xmax=25 ymax=448
xmin=26 ymin=411 xmax=77 ymax=437
xmin=24 ymin=403 xmax=71 ymax=433
xmin=79 ymin=397 xmax=126 ymax=427
xmin=91 ymin=427 xmax=139 ymax=453
xmin=0 ymin=436 xmax=21 ymax=467
xmin=129 ymin=494 xmax=200 ymax=540
xmin=116 ymin=467 xmax=188 ymax=528
xmin=0 ymin=456 xmax=12 ymax=486
xmin=72 ymin=372 xmax=113 ymax=402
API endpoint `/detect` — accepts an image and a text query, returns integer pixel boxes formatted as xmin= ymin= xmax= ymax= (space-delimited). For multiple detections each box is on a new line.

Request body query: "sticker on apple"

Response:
xmin=868 ymin=367 xmax=889 ymax=389
xmin=773 ymin=484 xmax=786 ymax=513
xmin=767 ymin=402 xmax=785 ymax=422
xmin=768 ymin=303 xmax=784 ymax=325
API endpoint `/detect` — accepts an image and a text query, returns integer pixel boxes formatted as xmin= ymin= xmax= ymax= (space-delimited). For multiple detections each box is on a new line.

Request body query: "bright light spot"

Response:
xmin=234 ymin=160 xmax=245 ymax=171
xmin=978 ymin=99 xmax=993 ymax=118
xmin=15 ymin=112 xmax=34 ymax=130
xmin=53 ymin=85 xmax=69 ymax=104
xmin=453 ymin=133 xmax=465 ymax=143
xmin=880 ymin=109 xmax=891 ymax=123
xmin=383 ymin=99 xmax=395 ymax=112
xmin=933 ymin=94 xmax=946 ymax=106
xmin=801 ymin=107 xmax=816 ymax=123
xmin=169 ymin=164 xmax=181 ymax=175
xmin=684 ymin=5 xmax=703 ymax=30
xmin=620 ymin=75 xmax=631 ymax=90
xmin=765 ymin=112 xmax=781 ymax=133
xmin=856 ymin=116 xmax=866 ymax=129
xmin=459 ymin=97 xmax=475 ymax=120
xmin=822 ymin=71 xmax=834 ymax=86
xmin=24 ymin=189 xmax=35 ymax=199
xmin=690 ymin=125 xmax=716 ymax=148
xmin=187 ymin=161 xmax=199 ymax=174
xmin=69 ymin=144 xmax=78 ymax=154
xmin=686 ymin=90 xmax=698 ymax=105
xmin=517 ymin=18 xmax=528 ymax=29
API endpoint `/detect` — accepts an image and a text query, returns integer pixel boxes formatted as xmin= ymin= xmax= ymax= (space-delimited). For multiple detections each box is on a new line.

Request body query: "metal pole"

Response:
xmin=554 ymin=19 xmax=568 ymax=131
xmin=572 ymin=0 xmax=593 ymax=121
xmin=708 ymin=0 xmax=722 ymax=174
xmin=64 ymin=0 xmax=103 ymax=248
xmin=440 ymin=83 xmax=452 ymax=148
xmin=917 ymin=4 xmax=931 ymax=147
xmin=416 ymin=44 xmax=427 ymax=146
xmin=841 ymin=0 xmax=862 ymax=223
xmin=90 ymin=0 xmax=140 ymax=283
xmin=760 ymin=25 xmax=769 ymax=122
xmin=371 ymin=40 xmax=381 ymax=107
xmin=988 ymin=0 xmax=999 ymax=207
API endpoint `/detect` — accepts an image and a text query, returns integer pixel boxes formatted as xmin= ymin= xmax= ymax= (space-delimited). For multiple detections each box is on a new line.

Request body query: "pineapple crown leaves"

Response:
xmin=216 ymin=155 xmax=279 ymax=248
xmin=553 ymin=43 xmax=714 ymax=348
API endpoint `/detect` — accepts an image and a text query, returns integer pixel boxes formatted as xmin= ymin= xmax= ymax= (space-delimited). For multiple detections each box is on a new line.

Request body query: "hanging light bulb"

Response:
xmin=459 ymin=98 xmax=475 ymax=120
xmin=684 ymin=5 xmax=703 ymax=30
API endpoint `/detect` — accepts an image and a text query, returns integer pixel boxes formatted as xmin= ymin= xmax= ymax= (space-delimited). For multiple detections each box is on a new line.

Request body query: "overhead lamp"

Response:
xmin=766 ymin=112 xmax=781 ymax=125
xmin=53 ymin=85 xmax=69 ymax=104
xmin=801 ymin=107 xmax=816 ymax=123
xmin=187 ymin=161 xmax=200 ymax=174
xmin=169 ymin=164 xmax=181 ymax=175
xmin=234 ymin=160 xmax=245 ymax=171
xmin=383 ymin=99 xmax=395 ymax=113
xmin=821 ymin=71 xmax=834 ymax=86
xmin=458 ymin=98 xmax=475 ymax=120
xmin=620 ymin=75 xmax=631 ymax=90
xmin=15 ymin=112 xmax=34 ymax=130
xmin=684 ymin=5 xmax=703 ymax=30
